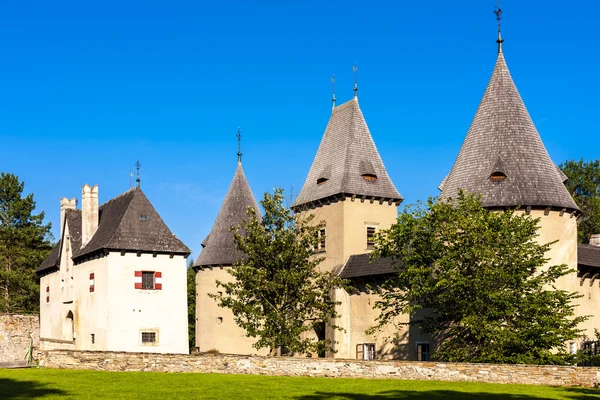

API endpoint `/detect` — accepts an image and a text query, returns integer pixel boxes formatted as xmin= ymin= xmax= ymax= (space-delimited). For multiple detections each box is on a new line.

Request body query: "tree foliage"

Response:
xmin=211 ymin=188 xmax=346 ymax=356
xmin=0 ymin=173 xmax=53 ymax=313
xmin=370 ymin=191 xmax=587 ymax=365
xmin=187 ymin=258 xmax=196 ymax=352
xmin=559 ymin=159 xmax=600 ymax=244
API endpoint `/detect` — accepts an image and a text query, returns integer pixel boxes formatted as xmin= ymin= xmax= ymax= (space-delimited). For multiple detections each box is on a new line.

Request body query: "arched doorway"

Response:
xmin=63 ymin=311 xmax=74 ymax=341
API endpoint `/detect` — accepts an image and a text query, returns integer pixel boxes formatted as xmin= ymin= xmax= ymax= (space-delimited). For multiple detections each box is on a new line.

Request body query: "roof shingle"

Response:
xmin=194 ymin=163 xmax=260 ymax=267
xmin=439 ymin=51 xmax=579 ymax=212
xmin=292 ymin=98 xmax=402 ymax=208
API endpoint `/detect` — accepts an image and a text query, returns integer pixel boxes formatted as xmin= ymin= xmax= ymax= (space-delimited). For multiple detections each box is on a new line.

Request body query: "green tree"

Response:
xmin=369 ymin=191 xmax=587 ymax=365
xmin=187 ymin=258 xmax=196 ymax=352
xmin=0 ymin=173 xmax=53 ymax=313
xmin=211 ymin=188 xmax=346 ymax=356
xmin=559 ymin=159 xmax=600 ymax=244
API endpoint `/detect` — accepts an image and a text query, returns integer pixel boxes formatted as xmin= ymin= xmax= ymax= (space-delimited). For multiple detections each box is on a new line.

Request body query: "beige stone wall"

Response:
xmin=0 ymin=314 xmax=39 ymax=362
xmin=195 ymin=267 xmax=269 ymax=356
xmin=526 ymin=210 xmax=599 ymax=346
xmin=34 ymin=350 xmax=600 ymax=387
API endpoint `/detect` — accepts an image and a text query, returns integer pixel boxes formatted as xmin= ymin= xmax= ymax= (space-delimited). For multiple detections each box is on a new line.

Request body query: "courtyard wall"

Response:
xmin=0 ymin=314 xmax=39 ymax=362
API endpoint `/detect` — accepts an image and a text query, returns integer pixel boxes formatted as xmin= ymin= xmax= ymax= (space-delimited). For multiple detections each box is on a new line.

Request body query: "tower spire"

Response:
xmin=331 ymin=74 xmax=336 ymax=110
xmin=135 ymin=161 xmax=141 ymax=188
xmin=237 ymin=127 xmax=242 ymax=163
xmin=494 ymin=0 xmax=504 ymax=54
xmin=353 ymin=63 xmax=358 ymax=99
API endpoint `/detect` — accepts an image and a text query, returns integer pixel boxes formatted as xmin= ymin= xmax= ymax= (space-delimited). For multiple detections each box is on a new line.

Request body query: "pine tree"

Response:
xmin=0 ymin=173 xmax=53 ymax=313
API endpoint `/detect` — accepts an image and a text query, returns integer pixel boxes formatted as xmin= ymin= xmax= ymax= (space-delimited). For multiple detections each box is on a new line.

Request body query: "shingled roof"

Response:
xmin=439 ymin=50 xmax=579 ymax=212
xmin=292 ymin=98 xmax=402 ymax=209
xmin=578 ymin=244 xmax=600 ymax=268
xmin=194 ymin=163 xmax=260 ymax=267
xmin=38 ymin=188 xmax=189 ymax=275
xmin=338 ymin=253 xmax=397 ymax=279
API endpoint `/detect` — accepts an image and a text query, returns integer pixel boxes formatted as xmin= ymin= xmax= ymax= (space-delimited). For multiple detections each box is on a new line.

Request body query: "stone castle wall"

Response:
xmin=35 ymin=350 xmax=600 ymax=387
xmin=0 ymin=314 xmax=39 ymax=362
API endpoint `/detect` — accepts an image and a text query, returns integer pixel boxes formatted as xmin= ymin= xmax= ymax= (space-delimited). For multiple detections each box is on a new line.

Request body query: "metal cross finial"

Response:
xmin=135 ymin=161 xmax=141 ymax=188
xmin=331 ymin=74 xmax=336 ymax=110
xmin=237 ymin=127 xmax=242 ymax=163
xmin=353 ymin=63 xmax=358 ymax=99
xmin=494 ymin=0 xmax=504 ymax=53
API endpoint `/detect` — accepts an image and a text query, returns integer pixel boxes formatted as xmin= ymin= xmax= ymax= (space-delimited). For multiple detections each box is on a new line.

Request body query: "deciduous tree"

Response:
xmin=0 ymin=173 xmax=52 ymax=313
xmin=212 ymin=188 xmax=346 ymax=356
xmin=370 ymin=191 xmax=587 ymax=364
xmin=560 ymin=159 xmax=600 ymax=244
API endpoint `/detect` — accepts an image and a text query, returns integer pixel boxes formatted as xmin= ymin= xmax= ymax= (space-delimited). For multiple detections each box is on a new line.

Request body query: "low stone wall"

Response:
xmin=0 ymin=314 xmax=39 ymax=362
xmin=35 ymin=350 xmax=600 ymax=387
xmin=40 ymin=338 xmax=76 ymax=351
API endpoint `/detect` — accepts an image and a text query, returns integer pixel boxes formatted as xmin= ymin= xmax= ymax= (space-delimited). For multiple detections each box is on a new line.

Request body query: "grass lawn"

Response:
xmin=0 ymin=368 xmax=599 ymax=399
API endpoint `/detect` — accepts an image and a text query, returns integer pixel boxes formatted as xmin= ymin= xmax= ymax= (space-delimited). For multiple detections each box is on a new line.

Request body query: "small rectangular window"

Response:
xmin=357 ymin=343 xmax=376 ymax=360
xmin=139 ymin=214 xmax=149 ymax=220
xmin=366 ymin=226 xmax=376 ymax=249
xmin=142 ymin=271 xmax=155 ymax=290
xmin=91 ymin=334 xmax=95 ymax=344
xmin=141 ymin=332 xmax=156 ymax=343
xmin=319 ymin=228 xmax=326 ymax=252
xmin=46 ymin=286 xmax=50 ymax=303
xmin=417 ymin=343 xmax=430 ymax=361
xmin=89 ymin=273 xmax=95 ymax=293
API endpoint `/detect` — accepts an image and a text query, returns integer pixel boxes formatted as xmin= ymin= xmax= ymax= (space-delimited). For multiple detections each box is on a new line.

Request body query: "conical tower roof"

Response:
xmin=194 ymin=162 xmax=260 ymax=267
xmin=292 ymin=98 xmax=402 ymax=209
xmin=439 ymin=51 xmax=579 ymax=212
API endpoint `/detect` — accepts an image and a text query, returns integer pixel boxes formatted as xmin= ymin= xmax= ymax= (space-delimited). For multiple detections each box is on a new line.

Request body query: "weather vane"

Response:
xmin=494 ymin=0 xmax=504 ymax=53
xmin=135 ymin=161 xmax=141 ymax=188
xmin=353 ymin=63 xmax=358 ymax=98
xmin=237 ymin=127 xmax=242 ymax=163
xmin=331 ymin=74 xmax=336 ymax=109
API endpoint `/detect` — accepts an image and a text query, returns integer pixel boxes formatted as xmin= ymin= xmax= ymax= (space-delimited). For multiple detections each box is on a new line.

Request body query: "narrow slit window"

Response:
xmin=366 ymin=227 xmax=376 ymax=249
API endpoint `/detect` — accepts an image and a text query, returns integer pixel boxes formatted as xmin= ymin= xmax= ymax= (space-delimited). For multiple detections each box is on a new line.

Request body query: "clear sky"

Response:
xmin=2 ymin=1 xmax=599 ymax=261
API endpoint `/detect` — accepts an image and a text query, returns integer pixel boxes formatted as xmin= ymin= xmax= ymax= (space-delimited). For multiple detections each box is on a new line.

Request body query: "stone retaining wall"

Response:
xmin=35 ymin=350 xmax=600 ymax=387
xmin=0 ymin=314 xmax=39 ymax=362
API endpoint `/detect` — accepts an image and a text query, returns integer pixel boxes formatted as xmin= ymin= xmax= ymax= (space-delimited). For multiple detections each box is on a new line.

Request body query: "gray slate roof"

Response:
xmin=292 ymin=98 xmax=402 ymax=208
xmin=37 ymin=188 xmax=189 ymax=275
xmin=194 ymin=163 xmax=260 ymax=267
xmin=578 ymin=244 xmax=600 ymax=268
xmin=439 ymin=51 xmax=579 ymax=212
xmin=338 ymin=253 xmax=396 ymax=279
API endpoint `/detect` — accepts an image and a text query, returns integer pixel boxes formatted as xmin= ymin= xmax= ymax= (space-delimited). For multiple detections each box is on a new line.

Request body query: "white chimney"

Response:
xmin=590 ymin=234 xmax=600 ymax=247
xmin=81 ymin=184 xmax=99 ymax=244
xmin=60 ymin=197 xmax=77 ymax=237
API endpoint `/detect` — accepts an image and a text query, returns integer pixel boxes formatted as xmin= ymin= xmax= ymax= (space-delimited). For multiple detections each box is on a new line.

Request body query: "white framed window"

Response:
xmin=356 ymin=343 xmax=376 ymax=360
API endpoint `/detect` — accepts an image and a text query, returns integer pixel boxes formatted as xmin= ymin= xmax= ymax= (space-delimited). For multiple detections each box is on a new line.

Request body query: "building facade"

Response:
xmin=37 ymin=185 xmax=190 ymax=354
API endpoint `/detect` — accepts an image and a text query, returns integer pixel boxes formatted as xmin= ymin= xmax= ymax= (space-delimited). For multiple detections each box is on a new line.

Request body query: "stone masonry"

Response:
xmin=35 ymin=350 xmax=600 ymax=388
xmin=0 ymin=314 xmax=39 ymax=362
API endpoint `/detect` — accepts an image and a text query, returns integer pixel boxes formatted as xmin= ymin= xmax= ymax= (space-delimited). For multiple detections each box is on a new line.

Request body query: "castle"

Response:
xmin=39 ymin=16 xmax=600 ymax=359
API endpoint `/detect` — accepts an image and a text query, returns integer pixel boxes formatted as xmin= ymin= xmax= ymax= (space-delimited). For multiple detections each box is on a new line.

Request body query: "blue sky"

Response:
xmin=2 ymin=1 xmax=599 ymax=261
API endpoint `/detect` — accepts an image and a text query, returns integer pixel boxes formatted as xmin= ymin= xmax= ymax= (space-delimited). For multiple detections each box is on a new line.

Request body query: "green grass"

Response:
xmin=0 ymin=368 xmax=598 ymax=399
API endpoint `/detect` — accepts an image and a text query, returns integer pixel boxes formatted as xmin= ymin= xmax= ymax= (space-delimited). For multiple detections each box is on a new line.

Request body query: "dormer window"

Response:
xmin=489 ymin=171 xmax=507 ymax=181
xmin=139 ymin=214 xmax=149 ymax=220
xmin=317 ymin=165 xmax=331 ymax=186
xmin=317 ymin=177 xmax=329 ymax=185
xmin=361 ymin=173 xmax=378 ymax=182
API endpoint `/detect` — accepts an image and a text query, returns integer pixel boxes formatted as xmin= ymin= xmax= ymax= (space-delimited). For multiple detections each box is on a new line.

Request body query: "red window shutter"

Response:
xmin=46 ymin=286 xmax=49 ymax=292
xmin=134 ymin=271 xmax=142 ymax=289
xmin=89 ymin=273 xmax=95 ymax=293
xmin=155 ymin=271 xmax=162 ymax=290
xmin=46 ymin=286 xmax=49 ymax=303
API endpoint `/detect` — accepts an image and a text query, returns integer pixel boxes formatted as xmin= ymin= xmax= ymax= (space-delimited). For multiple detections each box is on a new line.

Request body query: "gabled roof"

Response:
xmin=338 ymin=253 xmax=396 ymax=279
xmin=38 ymin=188 xmax=190 ymax=276
xmin=439 ymin=51 xmax=579 ymax=212
xmin=194 ymin=163 xmax=260 ymax=267
xmin=37 ymin=209 xmax=81 ymax=274
xmin=578 ymin=244 xmax=600 ymax=268
xmin=74 ymin=188 xmax=190 ymax=259
xmin=292 ymin=98 xmax=402 ymax=209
